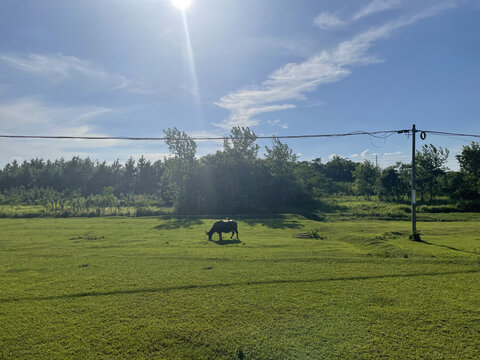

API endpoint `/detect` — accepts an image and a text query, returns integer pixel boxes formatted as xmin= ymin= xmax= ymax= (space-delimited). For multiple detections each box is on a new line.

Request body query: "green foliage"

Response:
xmin=163 ymin=127 xmax=197 ymax=160
xmin=378 ymin=166 xmax=408 ymax=201
xmin=353 ymin=160 xmax=379 ymax=198
xmin=331 ymin=196 xmax=411 ymax=220
xmin=456 ymin=141 xmax=480 ymax=198
xmin=323 ymin=155 xmax=357 ymax=182
xmin=223 ymin=126 xmax=259 ymax=160
xmin=0 ymin=136 xmax=478 ymax=216
xmin=417 ymin=204 xmax=458 ymax=213
xmin=263 ymin=137 xmax=311 ymax=209
xmin=416 ymin=144 xmax=449 ymax=201
xmin=306 ymin=228 xmax=323 ymax=239
xmin=163 ymin=127 xmax=200 ymax=213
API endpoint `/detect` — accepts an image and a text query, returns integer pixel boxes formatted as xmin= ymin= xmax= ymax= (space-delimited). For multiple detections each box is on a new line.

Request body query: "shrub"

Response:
xmin=457 ymin=200 xmax=480 ymax=212
xmin=306 ymin=228 xmax=323 ymax=239
xmin=417 ymin=204 xmax=458 ymax=213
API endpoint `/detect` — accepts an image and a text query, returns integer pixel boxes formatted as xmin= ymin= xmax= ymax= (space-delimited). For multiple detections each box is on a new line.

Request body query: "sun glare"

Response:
xmin=171 ymin=0 xmax=193 ymax=11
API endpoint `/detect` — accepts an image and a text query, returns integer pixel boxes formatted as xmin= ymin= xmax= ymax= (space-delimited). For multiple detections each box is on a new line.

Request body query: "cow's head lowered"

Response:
xmin=205 ymin=229 xmax=214 ymax=241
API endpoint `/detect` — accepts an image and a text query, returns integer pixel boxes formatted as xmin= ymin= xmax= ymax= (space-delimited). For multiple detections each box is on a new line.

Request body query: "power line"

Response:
xmin=1 ymin=128 xmax=479 ymax=144
xmin=0 ymin=130 xmax=401 ymax=142
xmin=421 ymin=130 xmax=480 ymax=139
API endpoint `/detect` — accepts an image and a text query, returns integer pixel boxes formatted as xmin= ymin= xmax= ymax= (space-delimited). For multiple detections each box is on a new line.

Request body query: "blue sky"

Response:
xmin=0 ymin=0 xmax=479 ymax=169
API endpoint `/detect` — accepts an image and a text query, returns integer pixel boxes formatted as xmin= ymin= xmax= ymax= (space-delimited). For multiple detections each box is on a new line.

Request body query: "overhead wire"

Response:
xmin=420 ymin=130 xmax=480 ymax=139
xmin=0 ymin=130 xmax=402 ymax=142
xmin=2 ymin=129 xmax=480 ymax=142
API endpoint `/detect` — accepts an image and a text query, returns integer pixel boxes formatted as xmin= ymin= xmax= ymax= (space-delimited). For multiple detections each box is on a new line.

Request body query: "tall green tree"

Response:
xmin=220 ymin=127 xmax=261 ymax=211
xmin=378 ymin=167 xmax=406 ymax=201
xmin=352 ymin=160 xmax=379 ymax=199
xmin=223 ymin=126 xmax=259 ymax=160
xmin=456 ymin=141 xmax=480 ymax=198
xmin=324 ymin=156 xmax=357 ymax=183
xmin=163 ymin=127 xmax=200 ymax=212
xmin=263 ymin=137 xmax=310 ymax=209
xmin=416 ymin=144 xmax=449 ymax=201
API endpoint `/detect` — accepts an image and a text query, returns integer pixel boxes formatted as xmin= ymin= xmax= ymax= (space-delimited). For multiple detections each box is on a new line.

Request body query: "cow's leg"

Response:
xmin=235 ymin=229 xmax=239 ymax=239
xmin=218 ymin=232 xmax=223 ymax=241
xmin=231 ymin=231 xmax=234 ymax=239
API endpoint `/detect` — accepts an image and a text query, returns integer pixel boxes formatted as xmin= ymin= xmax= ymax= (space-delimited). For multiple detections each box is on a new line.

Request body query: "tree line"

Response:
xmin=1 ymin=127 xmax=480 ymax=215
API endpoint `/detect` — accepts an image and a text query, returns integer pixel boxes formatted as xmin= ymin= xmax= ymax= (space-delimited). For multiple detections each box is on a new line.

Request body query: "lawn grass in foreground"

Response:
xmin=1 ymin=216 xmax=479 ymax=359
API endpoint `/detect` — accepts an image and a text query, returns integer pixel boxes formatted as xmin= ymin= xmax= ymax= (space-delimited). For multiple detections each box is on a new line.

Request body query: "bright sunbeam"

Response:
xmin=181 ymin=12 xmax=201 ymax=109
xmin=171 ymin=0 xmax=193 ymax=11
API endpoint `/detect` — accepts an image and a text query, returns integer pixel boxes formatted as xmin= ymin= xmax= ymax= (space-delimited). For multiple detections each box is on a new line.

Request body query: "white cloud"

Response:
xmin=328 ymin=153 xmax=341 ymax=160
xmin=0 ymin=97 xmax=121 ymax=165
xmin=215 ymin=2 xmax=454 ymax=129
xmin=0 ymin=52 xmax=149 ymax=93
xmin=0 ymin=97 xmax=111 ymax=135
xmin=313 ymin=12 xmax=346 ymax=30
xmin=383 ymin=151 xmax=403 ymax=156
xmin=244 ymin=36 xmax=316 ymax=58
xmin=353 ymin=0 xmax=401 ymax=20
xmin=305 ymin=101 xmax=325 ymax=108
xmin=315 ymin=0 xmax=401 ymax=32
xmin=267 ymin=119 xmax=289 ymax=129
xmin=213 ymin=103 xmax=295 ymax=130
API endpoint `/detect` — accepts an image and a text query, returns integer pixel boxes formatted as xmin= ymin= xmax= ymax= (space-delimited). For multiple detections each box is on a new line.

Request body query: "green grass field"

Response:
xmin=1 ymin=215 xmax=480 ymax=359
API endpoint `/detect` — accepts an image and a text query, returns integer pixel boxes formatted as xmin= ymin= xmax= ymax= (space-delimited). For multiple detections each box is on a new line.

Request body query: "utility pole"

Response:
xmin=411 ymin=124 xmax=417 ymax=233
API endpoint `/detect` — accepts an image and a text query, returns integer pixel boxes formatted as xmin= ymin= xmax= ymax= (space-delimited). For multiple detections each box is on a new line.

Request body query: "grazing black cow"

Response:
xmin=206 ymin=220 xmax=239 ymax=241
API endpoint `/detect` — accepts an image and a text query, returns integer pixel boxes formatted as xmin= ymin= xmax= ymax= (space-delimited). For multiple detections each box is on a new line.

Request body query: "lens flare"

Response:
xmin=171 ymin=0 xmax=192 ymax=11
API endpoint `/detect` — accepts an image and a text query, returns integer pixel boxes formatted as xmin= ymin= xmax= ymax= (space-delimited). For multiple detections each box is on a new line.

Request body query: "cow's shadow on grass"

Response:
xmin=208 ymin=238 xmax=242 ymax=245
xmin=155 ymin=218 xmax=203 ymax=230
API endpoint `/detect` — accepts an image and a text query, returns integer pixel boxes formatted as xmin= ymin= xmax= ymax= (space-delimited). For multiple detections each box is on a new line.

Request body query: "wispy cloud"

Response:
xmin=313 ymin=12 xmax=346 ymax=30
xmin=353 ymin=0 xmax=401 ymax=20
xmin=383 ymin=151 xmax=403 ymax=156
xmin=305 ymin=101 xmax=325 ymax=108
xmin=243 ymin=36 xmax=316 ymax=58
xmin=314 ymin=0 xmax=401 ymax=31
xmin=0 ymin=52 xmax=149 ymax=93
xmin=213 ymin=103 xmax=295 ymax=130
xmin=0 ymin=97 xmax=123 ymax=165
xmin=216 ymin=2 xmax=454 ymax=130
xmin=267 ymin=119 xmax=289 ymax=129
xmin=0 ymin=97 xmax=112 ymax=136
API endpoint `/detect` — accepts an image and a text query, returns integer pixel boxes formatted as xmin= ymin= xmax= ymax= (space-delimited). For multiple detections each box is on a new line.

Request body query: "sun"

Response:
xmin=171 ymin=0 xmax=193 ymax=11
